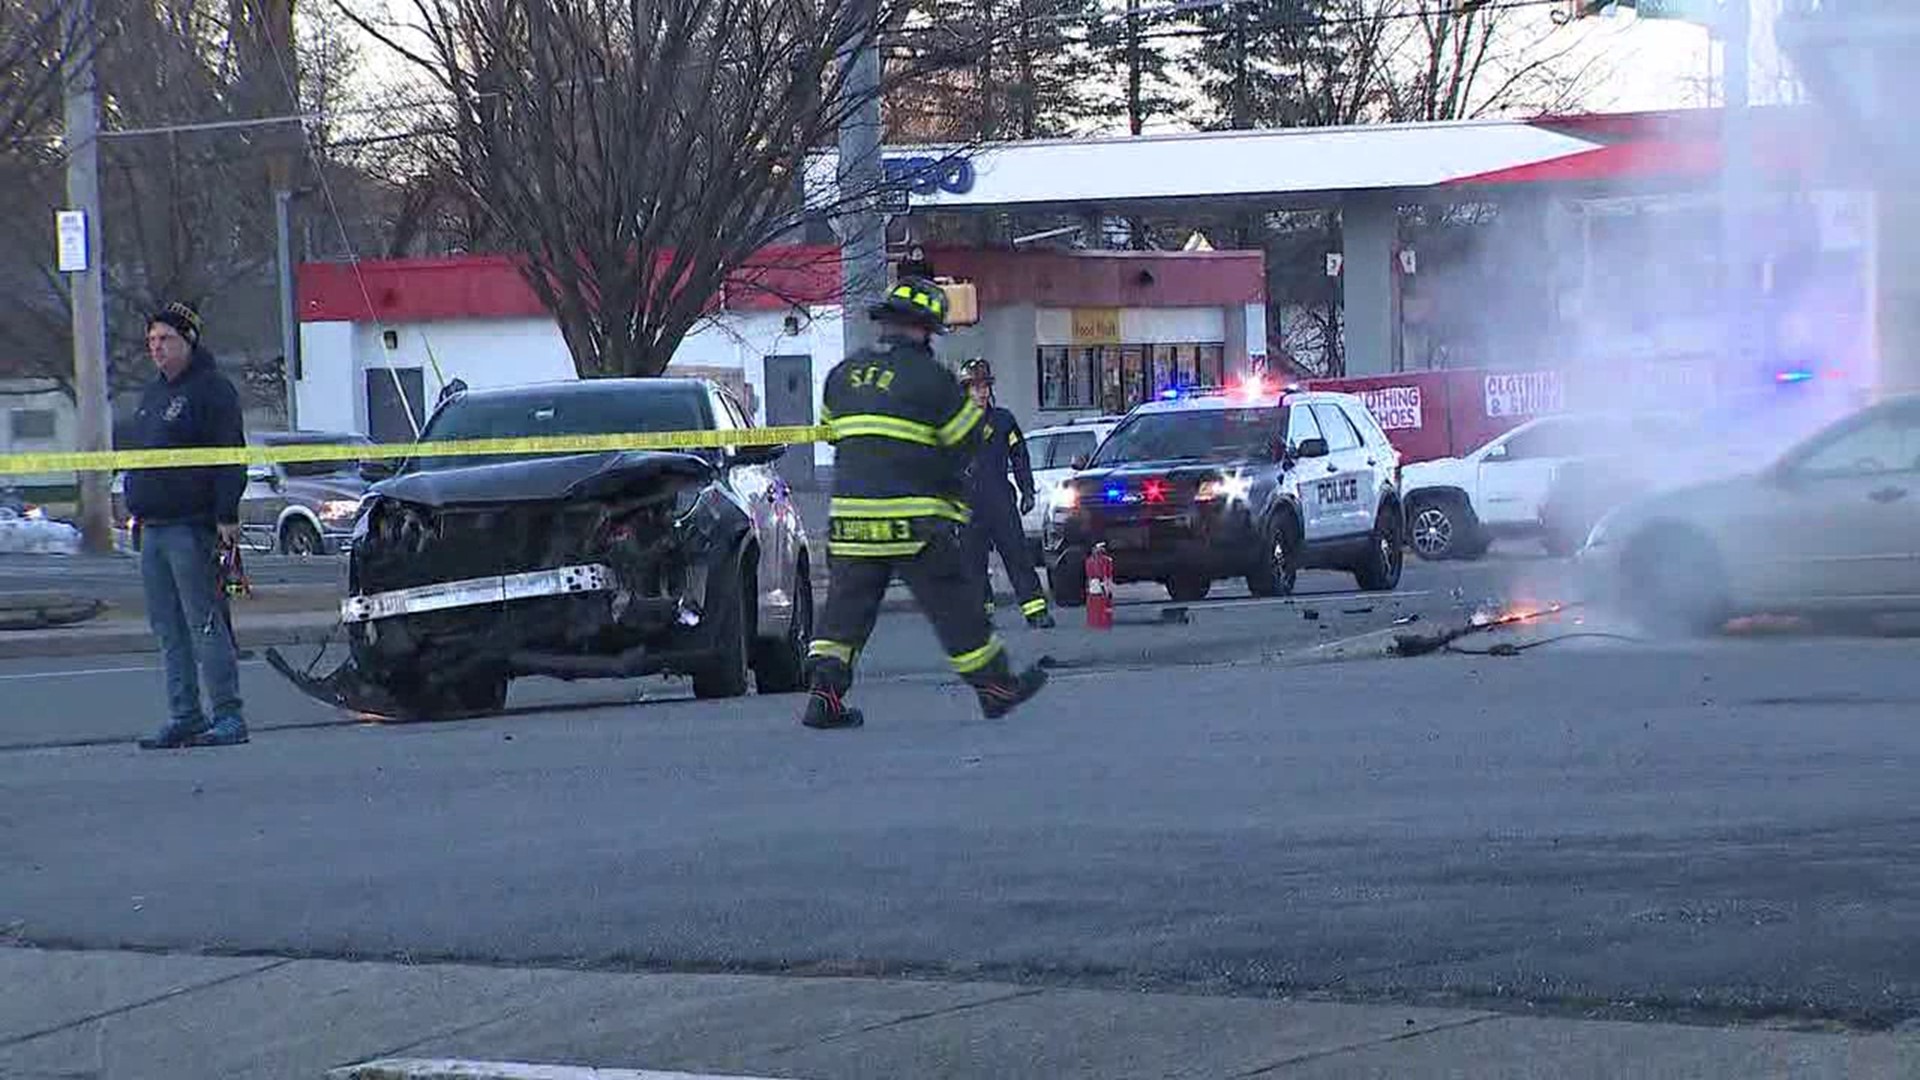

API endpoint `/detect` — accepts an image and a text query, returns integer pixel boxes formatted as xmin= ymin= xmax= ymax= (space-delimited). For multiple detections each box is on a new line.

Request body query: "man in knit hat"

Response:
xmin=126 ymin=302 xmax=252 ymax=749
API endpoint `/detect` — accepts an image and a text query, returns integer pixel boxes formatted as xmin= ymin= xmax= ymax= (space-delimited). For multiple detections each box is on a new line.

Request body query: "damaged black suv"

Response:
xmin=268 ymin=377 xmax=814 ymax=720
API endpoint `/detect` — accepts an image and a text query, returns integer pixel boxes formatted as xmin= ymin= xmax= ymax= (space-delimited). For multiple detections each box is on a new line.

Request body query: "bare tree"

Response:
xmin=337 ymin=0 xmax=991 ymax=378
xmin=0 ymin=0 xmax=359 ymax=418
xmin=0 ymin=0 xmax=97 ymax=154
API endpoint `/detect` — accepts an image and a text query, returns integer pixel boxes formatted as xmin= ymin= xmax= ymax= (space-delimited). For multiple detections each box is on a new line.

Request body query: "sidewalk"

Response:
xmin=1 ymin=945 xmax=1912 ymax=1079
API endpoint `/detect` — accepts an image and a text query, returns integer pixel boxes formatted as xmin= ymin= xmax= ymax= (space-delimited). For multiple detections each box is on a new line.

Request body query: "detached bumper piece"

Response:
xmin=341 ymin=563 xmax=616 ymax=623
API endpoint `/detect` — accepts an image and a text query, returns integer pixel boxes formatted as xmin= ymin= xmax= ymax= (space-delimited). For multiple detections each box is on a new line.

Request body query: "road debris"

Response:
xmin=1392 ymin=602 xmax=1576 ymax=658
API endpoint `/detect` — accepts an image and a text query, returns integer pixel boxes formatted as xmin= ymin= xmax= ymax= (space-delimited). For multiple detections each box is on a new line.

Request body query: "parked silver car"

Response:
xmin=1579 ymin=393 xmax=1920 ymax=633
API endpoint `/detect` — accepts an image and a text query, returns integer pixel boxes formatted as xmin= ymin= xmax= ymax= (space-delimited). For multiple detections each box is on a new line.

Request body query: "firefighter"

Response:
xmin=801 ymin=277 xmax=1050 ymax=730
xmin=958 ymin=357 xmax=1054 ymax=628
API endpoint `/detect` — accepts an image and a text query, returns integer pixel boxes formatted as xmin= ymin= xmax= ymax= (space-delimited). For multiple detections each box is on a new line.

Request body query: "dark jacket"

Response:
xmin=968 ymin=404 xmax=1034 ymax=505
xmin=822 ymin=334 xmax=984 ymax=534
xmin=123 ymin=348 xmax=248 ymax=526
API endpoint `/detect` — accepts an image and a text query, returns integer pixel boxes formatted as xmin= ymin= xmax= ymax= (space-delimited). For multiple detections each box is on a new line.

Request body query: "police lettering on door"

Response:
xmin=1315 ymin=475 xmax=1360 ymax=505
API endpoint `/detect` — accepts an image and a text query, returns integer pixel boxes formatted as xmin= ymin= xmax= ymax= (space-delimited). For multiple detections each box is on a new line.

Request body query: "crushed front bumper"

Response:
xmin=340 ymin=563 xmax=617 ymax=624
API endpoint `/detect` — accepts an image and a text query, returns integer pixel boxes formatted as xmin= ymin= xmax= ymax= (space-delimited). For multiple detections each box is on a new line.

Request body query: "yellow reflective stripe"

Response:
xmin=830 ymin=496 xmax=969 ymax=523
xmin=937 ymin=399 xmax=984 ymax=445
xmin=949 ymin=636 xmax=1005 ymax=675
xmin=828 ymin=539 xmax=926 ymax=558
xmin=1020 ymin=597 xmax=1049 ymax=616
xmin=1009 ymin=430 xmax=1022 ymax=445
xmin=827 ymin=414 xmax=941 ymax=447
xmin=807 ymin=639 xmax=856 ymax=663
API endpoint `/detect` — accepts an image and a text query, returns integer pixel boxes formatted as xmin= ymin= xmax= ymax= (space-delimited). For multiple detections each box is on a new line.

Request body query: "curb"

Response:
xmin=330 ymin=1061 xmax=794 ymax=1080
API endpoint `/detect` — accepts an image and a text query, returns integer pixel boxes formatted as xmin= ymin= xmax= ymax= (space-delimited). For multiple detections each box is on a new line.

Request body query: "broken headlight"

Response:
xmin=672 ymin=484 xmax=703 ymax=522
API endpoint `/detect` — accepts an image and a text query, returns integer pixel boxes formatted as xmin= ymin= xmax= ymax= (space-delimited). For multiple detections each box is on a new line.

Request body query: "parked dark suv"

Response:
xmin=267 ymin=378 xmax=815 ymax=720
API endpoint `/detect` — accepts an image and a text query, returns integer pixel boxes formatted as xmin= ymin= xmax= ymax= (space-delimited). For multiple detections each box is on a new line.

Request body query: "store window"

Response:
xmin=1037 ymin=341 xmax=1230 ymax=414
xmin=1039 ymin=346 xmax=1103 ymax=409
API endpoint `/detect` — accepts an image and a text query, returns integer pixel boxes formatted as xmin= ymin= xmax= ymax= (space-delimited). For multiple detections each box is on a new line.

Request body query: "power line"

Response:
xmin=79 ymin=0 xmax=1577 ymax=144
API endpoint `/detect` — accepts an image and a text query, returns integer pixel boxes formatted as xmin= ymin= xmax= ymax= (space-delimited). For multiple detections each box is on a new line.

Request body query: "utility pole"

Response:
xmin=1720 ymin=0 xmax=1756 ymax=386
xmin=62 ymin=0 xmax=112 ymax=555
xmin=837 ymin=0 xmax=888 ymax=359
xmin=276 ymin=187 xmax=299 ymax=429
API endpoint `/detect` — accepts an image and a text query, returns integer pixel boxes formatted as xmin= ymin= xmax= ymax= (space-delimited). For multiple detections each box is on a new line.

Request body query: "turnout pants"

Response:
xmin=968 ymin=493 xmax=1049 ymax=620
xmin=807 ymin=519 xmax=1008 ymax=694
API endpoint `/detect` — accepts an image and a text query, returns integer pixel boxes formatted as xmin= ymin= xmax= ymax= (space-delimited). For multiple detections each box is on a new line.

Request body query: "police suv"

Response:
xmin=1042 ymin=381 xmax=1406 ymax=604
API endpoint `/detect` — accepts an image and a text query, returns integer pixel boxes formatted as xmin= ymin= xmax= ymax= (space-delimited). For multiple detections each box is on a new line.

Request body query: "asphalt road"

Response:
xmin=8 ymin=554 xmax=1918 ymax=1029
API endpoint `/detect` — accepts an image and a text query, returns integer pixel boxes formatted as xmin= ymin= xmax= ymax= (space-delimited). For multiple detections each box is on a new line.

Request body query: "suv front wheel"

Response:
xmin=1245 ymin=512 xmax=1298 ymax=598
xmin=1353 ymin=503 xmax=1404 ymax=592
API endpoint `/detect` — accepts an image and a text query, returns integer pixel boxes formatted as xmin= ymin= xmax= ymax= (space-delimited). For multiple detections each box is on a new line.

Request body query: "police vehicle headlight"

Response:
xmin=1197 ymin=473 xmax=1251 ymax=503
xmin=1052 ymin=485 xmax=1079 ymax=512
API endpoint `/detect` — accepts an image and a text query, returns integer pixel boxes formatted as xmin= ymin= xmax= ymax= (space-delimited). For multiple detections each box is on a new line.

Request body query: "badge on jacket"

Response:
xmin=163 ymin=395 xmax=188 ymax=422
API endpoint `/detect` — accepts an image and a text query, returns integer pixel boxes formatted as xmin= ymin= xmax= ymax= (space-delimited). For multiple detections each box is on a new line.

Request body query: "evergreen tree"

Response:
xmin=1085 ymin=0 xmax=1185 ymax=135
xmin=1191 ymin=0 xmax=1346 ymax=130
xmin=894 ymin=0 xmax=1106 ymax=141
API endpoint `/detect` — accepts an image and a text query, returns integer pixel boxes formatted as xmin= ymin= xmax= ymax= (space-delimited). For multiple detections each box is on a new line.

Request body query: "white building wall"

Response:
xmin=295 ymin=308 xmax=849 ymax=467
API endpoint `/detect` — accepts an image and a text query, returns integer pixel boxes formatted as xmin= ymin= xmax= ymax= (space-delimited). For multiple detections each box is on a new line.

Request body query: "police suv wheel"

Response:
xmin=1245 ymin=514 xmax=1297 ymax=598
xmin=1354 ymin=506 xmax=1404 ymax=592
xmin=1166 ymin=574 xmax=1211 ymax=603
xmin=1049 ymin=551 xmax=1088 ymax=608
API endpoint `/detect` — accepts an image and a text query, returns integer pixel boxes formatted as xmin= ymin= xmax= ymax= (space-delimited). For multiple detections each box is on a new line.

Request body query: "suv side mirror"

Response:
xmin=359 ymin=460 xmax=397 ymax=483
xmin=1295 ymin=437 xmax=1331 ymax=460
xmin=246 ymin=465 xmax=274 ymax=485
xmin=1070 ymin=454 xmax=1090 ymax=471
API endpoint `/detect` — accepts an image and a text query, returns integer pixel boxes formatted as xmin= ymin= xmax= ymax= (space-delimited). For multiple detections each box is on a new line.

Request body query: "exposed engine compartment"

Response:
xmin=268 ymin=451 xmax=751 ymax=721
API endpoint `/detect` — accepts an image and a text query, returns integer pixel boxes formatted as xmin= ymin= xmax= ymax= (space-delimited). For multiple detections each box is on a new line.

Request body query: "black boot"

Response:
xmin=967 ymin=653 xmax=1049 ymax=719
xmin=799 ymin=656 xmax=864 ymax=730
xmin=801 ymin=686 xmax=864 ymax=729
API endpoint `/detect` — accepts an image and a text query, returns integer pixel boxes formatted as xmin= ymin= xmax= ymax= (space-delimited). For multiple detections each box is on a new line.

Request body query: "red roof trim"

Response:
xmin=297 ymin=246 xmax=1265 ymax=324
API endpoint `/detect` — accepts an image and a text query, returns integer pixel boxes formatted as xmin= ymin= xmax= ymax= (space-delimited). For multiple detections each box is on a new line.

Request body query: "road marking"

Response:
xmin=0 ymin=660 xmax=266 ymax=681
xmin=330 ymin=1061 xmax=797 ymax=1080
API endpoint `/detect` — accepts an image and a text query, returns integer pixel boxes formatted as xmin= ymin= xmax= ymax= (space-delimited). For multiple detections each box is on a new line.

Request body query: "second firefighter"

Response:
xmin=958 ymin=358 xmax=1054 ymax=629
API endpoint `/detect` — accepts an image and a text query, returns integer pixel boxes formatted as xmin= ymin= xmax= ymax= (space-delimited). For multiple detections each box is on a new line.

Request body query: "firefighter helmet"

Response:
xmin=959 ymin=357 xmax=994 ymax=386
xmin=868 ymin=276 xmax=950 ymax=333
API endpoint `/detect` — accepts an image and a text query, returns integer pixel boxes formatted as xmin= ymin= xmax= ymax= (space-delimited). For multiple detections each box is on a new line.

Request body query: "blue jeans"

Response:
xmin=140 ymin=523 xmax=244 ymax=729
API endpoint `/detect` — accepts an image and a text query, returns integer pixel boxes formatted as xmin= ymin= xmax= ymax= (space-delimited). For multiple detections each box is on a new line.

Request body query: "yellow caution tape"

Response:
xmin=0 ymin=424 xmax=832 ymax=476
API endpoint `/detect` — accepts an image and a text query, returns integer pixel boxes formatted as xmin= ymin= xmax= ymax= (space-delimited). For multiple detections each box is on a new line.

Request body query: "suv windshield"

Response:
xmin=404 ymin=387 xmax=711 ymax=472
xmin=1090 ymin=406 xmax=1282 ymax=467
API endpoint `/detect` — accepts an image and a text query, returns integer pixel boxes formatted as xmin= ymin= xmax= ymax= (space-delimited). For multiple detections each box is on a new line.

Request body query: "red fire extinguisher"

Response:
xmin=1085 ymin=542 xmax=1114 ymax=630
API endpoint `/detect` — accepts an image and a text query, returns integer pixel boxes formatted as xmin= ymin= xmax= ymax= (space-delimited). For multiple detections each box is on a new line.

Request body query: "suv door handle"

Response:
xmin=1869 ymin=486 xmax=1908 ymax=504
